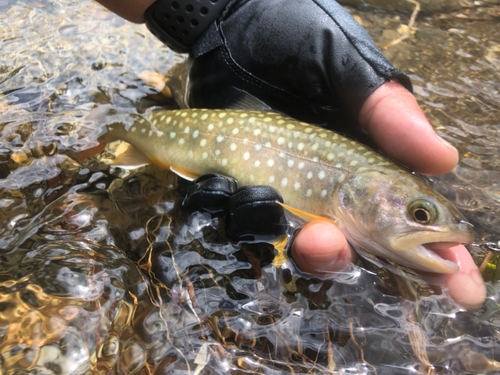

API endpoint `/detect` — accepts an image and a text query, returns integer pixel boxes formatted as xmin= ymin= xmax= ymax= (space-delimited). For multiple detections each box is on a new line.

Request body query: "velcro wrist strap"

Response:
xmin=145 ymin=0 xmax=231 ymax=53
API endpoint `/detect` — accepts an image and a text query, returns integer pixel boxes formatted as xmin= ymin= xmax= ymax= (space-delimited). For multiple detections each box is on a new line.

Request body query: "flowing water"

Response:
xmin=0 ymin=1 xmax=499 ymax=374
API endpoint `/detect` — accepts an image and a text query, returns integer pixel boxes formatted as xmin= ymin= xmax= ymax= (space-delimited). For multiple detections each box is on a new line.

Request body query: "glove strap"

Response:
xmin=145 ymin=0 xmax=231 ymax=53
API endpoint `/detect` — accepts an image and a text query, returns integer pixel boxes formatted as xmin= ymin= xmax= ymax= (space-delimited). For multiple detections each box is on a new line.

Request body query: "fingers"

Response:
xmin=291 ymin=223 xmax=485 ymax=311
xmin=290 ymin=220 xmax=355 ymax=274
xmin=419 ymin=245 xmax=486 ymax=312
xmin=359 ymin=81 xmax=459 ymax=176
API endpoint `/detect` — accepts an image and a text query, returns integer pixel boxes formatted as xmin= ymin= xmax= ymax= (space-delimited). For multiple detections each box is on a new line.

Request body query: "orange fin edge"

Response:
xmin=278 ymin=202 xmax=337 ymax=226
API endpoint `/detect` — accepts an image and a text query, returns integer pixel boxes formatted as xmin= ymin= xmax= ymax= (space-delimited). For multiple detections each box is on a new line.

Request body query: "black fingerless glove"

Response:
xmin=188 ymin=0 xmax=412 ymax=128
xmin=183 ymin=174 xmax=287 ymax=241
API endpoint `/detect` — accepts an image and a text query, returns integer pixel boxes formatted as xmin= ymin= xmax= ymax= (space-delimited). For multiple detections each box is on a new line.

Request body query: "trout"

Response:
xmin=93 ymin=107 xmax=473 ymax=273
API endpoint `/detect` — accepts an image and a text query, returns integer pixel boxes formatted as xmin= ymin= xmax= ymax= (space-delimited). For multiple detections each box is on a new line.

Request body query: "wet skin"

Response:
xmin=293 ymin=81 xmax=486 ymax=312
xmin=95 ymin=1 xmax=486 ymax=311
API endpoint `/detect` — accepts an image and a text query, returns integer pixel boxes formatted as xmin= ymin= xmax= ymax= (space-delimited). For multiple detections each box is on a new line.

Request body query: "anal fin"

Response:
xmin=113 ymin=141 xmax=151 ymax=167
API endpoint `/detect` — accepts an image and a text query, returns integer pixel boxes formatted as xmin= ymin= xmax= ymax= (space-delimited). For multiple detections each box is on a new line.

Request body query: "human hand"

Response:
xmin=95 ymin=0 xmax=486 ymax=311
xmin=292 ymin=81 xmax=485 ymax=311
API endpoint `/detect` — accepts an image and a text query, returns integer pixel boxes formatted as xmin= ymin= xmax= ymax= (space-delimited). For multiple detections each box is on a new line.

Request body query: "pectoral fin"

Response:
xmin=278 ymin=202 xmax=337 ymax=226
xmin=170 ymin=166 xmax=200 ymax=181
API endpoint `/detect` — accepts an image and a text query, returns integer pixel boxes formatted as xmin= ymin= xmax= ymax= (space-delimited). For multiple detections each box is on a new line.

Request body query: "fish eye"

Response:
xmin=408 ymin=199 xmax=438 ymax=225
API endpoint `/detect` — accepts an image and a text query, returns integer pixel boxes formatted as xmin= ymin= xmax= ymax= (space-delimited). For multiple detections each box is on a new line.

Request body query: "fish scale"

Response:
xmin=96 ymin=107 xmax=474 ymax=273
xmin=104 ymin=108 xmax=394 ymax=216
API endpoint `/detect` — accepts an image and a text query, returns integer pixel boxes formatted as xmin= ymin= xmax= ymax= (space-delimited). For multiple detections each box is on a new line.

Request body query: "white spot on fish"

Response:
xmin=184 ymin=126 xmax=190 ymax=133
xmin=304 ymin=128 xmax=313 ymax=133
xmin=265 ymin=142 xmax=271 ymax=148
xmin=215 ymin=149 xmax=221 ymax=156
xmin=264 ymin=117 xmax=273 ymax=122
xmin=200 ymin=139 xmax=207 ymax=147
xmin=243 ymin=152 xmax=250 ymax=160
xmin=219 ymin=112 xmax=226 ymax=118
xmin=321 ymin=190 xmax=328 ymax=198
xmin=368 ymin=157 xmax=375 ymax=163
xmin=230 ymin=143 xmax=237 ymax=151
xmin=208 ymin=124 xmax=214 ymax=131
xmin=268 ymin=175 xmax=275 ymax=183
xmin=157 ymin=131 xmax=164 ymax=137
xmin=338 ymin=175 xmax=345 ymax=183
xmin=297 ymin=143 xmax=305 ymax=151
xmin=254 ymin=160 xmax=261 ymax=167
xmin=318 ymin=171 xmax=325 ymax=180
xmin=320 ymin=133 xmax=327 ymax=139
xmin=267 ymin=159 xmax=275 ymax=167
xmin=254 ymin=129 xmax=261 ymax=136
xmin=232 ymin=128 xmax=239 ymax=135
xmin=286 ymin=124 xmax=295 ymax=130
xmin=306 ymin=189 xmax=312 ymax=197
xmin=255 ymin=144 xmax=262 ymax=151
xmin=294 ymin=182 xmax=300 ymax=190
xmin=178 ymin=138 xmax=185 ymax=145
xmin=201 ymin=114 xmax=208 ymax=120
xmin=298 ymin=162 xmax=305 ymax=169
xmin=350 ymin=160 xmax=359 ymax=167
xmin=269 ymin=125 xmax=276 ymax=133
xmin=240 ymin=113 xmax=248 ymax=118
xmin=277 ymin=120 xmax=285 ymax=125
xmin=281 ymin=178 xmax=288 ymax=187
xmin=335 ymin=163 xmax=342 ymax=168
xmin=192 ymin=112 xmax=198 ymax=118
xmin=221 ymin=158 xmax=228 ymax=166
xmin=170 ymin=132 xmax=176 ymax=139
xmin=148 ymin=130 xmax=153 ymax=137
xmin=216 ymin=135 xmax=224 ymax=143
xmin=277 ymin=137 xmax=285 ymax=145
xmin=202 ymin=152 xmax=208 ymax=159
xmin=288 ymin=142 xmax=293 ymax=149
xmin=287 ymin=160 xmax=294 ymax=168
xmin=131 ymin=127 xmax=136 ymax=132
xmin=181 ymin=112 xmax=187 ymax=117
xmin=193 ymin=130 xmax=199 ymax=138
xmin=166 ymin=117 xmax=172 ymax=124
xmin=249 ymin=174 xmax=255 ymax=182
xmin=188 ymin=150 xmax=193 ymax=158
xmin=307 ymin=171 xmax=313 ymax=179
xmin=227 ymin=117 xmax=234 ymax=125
xmin=312 ymin=143 xmax=319 ymax=150
xmin=141 ymin=128 xmax=146 ymax=134
xmin=327 ymin=153 xmax=335 ymax=161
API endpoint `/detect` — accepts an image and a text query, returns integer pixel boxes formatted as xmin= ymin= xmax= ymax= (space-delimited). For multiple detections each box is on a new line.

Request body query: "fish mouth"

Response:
xmin=389 ymin=228 xmax=474 ymax=273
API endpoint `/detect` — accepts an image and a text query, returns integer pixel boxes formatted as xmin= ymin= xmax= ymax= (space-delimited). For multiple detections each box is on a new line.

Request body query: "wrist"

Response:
xmin=96 ymin=0 xmax=156 ymax=23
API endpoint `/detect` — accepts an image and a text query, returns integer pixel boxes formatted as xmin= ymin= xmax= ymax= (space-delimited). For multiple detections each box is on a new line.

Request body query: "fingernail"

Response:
xmin=435 ymin=132 xmax=457 ymax=151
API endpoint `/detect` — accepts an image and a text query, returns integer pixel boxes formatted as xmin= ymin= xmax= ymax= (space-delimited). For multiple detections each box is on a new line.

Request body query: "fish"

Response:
xmin=91 ymin=106 xmax=474 ymax=274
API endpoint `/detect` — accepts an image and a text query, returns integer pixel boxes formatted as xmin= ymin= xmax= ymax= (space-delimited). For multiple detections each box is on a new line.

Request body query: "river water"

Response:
xmin=0 ymin=1 xmax=499 ymax=374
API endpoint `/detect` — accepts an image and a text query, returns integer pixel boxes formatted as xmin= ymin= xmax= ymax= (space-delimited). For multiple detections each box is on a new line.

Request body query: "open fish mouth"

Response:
xmin=389 ymin=228 xmax=474 ymax=273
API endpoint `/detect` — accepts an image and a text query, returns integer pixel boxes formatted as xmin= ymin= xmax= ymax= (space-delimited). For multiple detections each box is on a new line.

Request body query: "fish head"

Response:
xmin=332 ymin=169 xmax=474 ymax=273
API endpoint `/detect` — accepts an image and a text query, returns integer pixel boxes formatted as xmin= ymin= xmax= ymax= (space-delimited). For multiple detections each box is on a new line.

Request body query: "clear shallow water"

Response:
xmin=1 ymin=1 xmax=500 ymax=374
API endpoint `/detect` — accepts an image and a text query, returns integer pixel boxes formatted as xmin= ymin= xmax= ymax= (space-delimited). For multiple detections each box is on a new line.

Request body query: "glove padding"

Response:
xmin=188 ymin=0 xmax=412 ymax=128
xmin=183 ymin=174 xmax=287 ymax=241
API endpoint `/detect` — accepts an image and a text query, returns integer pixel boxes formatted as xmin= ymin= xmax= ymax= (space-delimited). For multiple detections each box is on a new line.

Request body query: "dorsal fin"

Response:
xmin=223 ymin=87 xmax=273 ymax=111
